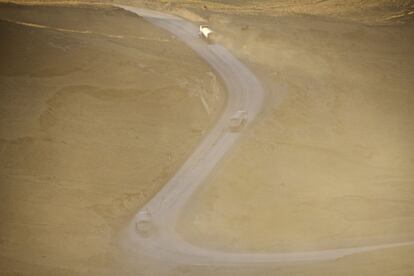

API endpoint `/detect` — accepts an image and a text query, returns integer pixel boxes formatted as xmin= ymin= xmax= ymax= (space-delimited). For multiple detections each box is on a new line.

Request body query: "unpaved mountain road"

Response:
xmin=117 ymin=5 xmax=414 ymax=265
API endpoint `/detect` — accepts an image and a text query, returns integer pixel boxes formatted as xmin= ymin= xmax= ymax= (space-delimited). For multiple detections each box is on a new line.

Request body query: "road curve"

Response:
xmin=116 ymin=5 xmax=414 ymax=265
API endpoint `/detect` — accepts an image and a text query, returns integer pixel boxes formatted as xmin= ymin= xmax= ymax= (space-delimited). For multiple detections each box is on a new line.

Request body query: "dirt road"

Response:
xmin=117 ymin=6 xmax=414 ymax=265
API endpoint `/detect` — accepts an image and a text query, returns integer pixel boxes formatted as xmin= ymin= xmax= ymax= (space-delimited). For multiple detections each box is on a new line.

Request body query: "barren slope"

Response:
xmin=177 ymin=10 xmax=414 ymax=271
xmin=165 ymin=0 xmax=414 ymax=23
xmin=0 ymin=4 xmax=224 ymax=275
xmin=2 ymin=0 xmax=413 ymax=24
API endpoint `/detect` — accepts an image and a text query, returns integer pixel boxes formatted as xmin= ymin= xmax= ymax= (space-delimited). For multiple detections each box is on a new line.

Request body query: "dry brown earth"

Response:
xmin=177 ymin=8 xmax=414 ymax=275
xmin=0 ymin=4 xmax=224 ymax=275
xmin=1 ymin=1 xmax=414 ymax=276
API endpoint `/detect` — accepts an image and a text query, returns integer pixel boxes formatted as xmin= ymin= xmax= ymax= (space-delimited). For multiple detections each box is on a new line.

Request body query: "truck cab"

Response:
xmin=135 ymin=209 xmax=152 ymax=235
xmin=229 ymin=110 xmax=248 ymax=132
xmin=199 ymin=25 xmax=214 ymax=42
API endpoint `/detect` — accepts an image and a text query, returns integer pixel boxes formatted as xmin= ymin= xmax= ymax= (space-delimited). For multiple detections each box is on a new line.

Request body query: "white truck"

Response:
xmin=135 ymin=209 xmax=152 ymax=235
xmin=199 ymin=25 xmax=214 ymax=42
xmin=229 ymin=110 xmax=248 ymax=132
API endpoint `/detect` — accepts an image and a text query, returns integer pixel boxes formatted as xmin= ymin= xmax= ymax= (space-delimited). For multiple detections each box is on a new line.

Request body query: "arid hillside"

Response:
xmin=0 ymin=1 xmax=413 ymax=276
xmin=177 ymin=6 xmax=414 ymax=275
xmin=0 ymin=4 xmax=224 ymax=275
xmin=2 ymin=0 xmax=414 ymax=24
xmin=172 ymin=0 xmax=414 ymax=22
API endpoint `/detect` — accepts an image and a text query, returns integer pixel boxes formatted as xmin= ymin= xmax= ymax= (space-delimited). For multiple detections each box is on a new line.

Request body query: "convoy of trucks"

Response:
xmin=135 ymin=27 xmax=249 ymax=237
xmin=199 ymin=26 xmax=249 ymax=131
xmin=135 ymin=112 xmax=248 ymax=236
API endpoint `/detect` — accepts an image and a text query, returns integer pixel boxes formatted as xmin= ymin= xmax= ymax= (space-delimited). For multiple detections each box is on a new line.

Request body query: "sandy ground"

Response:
xmin=176 ymin=8 xmax=414 ymax=274
xmin=1 ymin=1 xmax=414 ymax=276
xmin=145 ymin=0 xmax=414 ymax=25
xmin=0 ymin=4 xmax=225 ymax=275
xmin=2 ymin=0 xmax=414 ymax=24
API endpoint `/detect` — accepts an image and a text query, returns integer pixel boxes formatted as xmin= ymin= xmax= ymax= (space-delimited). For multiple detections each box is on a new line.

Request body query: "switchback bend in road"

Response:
xmin=117 ymin=5 xmax=414 ymax=266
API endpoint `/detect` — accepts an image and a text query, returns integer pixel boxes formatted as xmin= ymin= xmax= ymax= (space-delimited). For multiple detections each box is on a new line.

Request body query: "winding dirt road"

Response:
xmin=117 ymin=5 xmax=414 ymax=265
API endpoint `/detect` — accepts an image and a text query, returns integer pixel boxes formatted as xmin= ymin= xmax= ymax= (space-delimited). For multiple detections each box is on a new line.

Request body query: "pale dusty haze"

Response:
xmin=0 ymin=1 xmax=413 ymax=275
